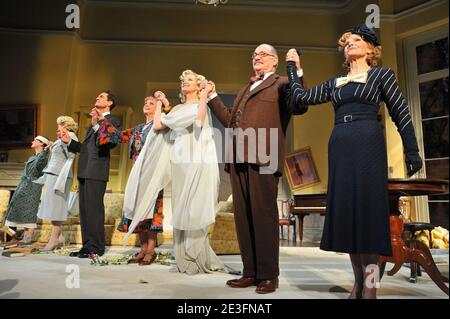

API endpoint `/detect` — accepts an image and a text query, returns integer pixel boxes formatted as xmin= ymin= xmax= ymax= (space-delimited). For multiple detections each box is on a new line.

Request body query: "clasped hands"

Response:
xmin=285 ymin=49 xmax=301 ymax=70
xmin=199 ymin=80 xmax=215 ymax=98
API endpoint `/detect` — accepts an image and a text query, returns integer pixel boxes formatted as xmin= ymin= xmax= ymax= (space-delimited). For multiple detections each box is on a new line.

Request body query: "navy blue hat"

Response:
xmin=346 ymin=24 xmax=380 ymax=46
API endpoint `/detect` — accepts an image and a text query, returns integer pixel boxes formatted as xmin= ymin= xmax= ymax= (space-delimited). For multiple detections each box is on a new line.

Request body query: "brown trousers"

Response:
xmin=230 ymin=163 xmax=280 ymax=279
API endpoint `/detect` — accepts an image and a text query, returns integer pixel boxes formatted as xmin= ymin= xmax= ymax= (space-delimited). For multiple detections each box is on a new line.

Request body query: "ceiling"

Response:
xmin=86 ymin=0 xmax=355 ymax=10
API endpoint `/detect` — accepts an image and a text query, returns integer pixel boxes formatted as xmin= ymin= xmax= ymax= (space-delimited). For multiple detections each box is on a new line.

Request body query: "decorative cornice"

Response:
xmin=0 ymin=27 xmax=338 ymax=53
xmin=84 ymin=0 xmax=355 ymax=13
xmin=381 ymin=0 xmax=448 ymax=21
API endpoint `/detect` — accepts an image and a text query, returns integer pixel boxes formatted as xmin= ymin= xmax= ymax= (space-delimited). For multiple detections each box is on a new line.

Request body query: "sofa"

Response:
xmin=0 ymin=191 xmax=163 ymax=247
xmin=1 ymin=189 xmax=240 ymax=253
xmin=209 ymin=195 xmax=240 ymax=255
xmin=0 ymin=189 xmax=11 ymax=241
xmin=34 ymin=193 xmax=165 ymax=247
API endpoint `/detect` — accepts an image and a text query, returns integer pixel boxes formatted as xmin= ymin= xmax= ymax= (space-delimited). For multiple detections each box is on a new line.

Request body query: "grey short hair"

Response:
xmin=257 ymin=43 xmax=278 ymax=60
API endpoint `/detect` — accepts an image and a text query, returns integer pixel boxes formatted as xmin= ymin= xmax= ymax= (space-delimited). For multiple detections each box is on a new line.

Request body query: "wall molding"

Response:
xmin=0 ymin=162 xmax=25 ymax=189
xmin=381 ymin=0 xmax=448 ymax=21
xmin=0 ymin=27 xmax=339 ymax=53
xmin=84 ymin=0 xmax=355 ymax=13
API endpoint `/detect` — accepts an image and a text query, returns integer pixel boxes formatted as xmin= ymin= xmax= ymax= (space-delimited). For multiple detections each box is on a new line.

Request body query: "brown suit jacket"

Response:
xmin=209 ymin=73 xmax=304 ymax=175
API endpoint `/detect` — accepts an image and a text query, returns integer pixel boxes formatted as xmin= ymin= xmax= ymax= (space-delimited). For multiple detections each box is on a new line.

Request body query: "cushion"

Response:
xmin=0 ymin=189 xmax=11 ymax=225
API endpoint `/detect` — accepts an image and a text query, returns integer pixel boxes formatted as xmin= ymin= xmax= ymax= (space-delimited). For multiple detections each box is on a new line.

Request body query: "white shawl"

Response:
xmin=123 ymin=103 xmax=219 ymax=243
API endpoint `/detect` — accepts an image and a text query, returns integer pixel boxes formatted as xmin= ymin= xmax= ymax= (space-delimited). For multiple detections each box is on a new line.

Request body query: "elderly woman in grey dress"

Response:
xmin=36 ymin=116 xmax=78 ymax=251
xmin=3 ymin=136 xmax=49 ymax=244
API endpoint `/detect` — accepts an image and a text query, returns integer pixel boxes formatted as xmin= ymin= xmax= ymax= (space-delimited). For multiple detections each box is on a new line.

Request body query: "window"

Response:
xmin=405 ymin=26 xmax=449 ymax=228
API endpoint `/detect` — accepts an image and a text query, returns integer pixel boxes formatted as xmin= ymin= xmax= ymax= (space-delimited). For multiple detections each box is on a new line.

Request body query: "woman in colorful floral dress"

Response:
xmin=97 ymin=95 xmax=170 ymax=265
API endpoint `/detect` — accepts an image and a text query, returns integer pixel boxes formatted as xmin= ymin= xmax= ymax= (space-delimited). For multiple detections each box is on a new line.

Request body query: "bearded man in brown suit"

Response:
xmin=207 ymin=44 xmax=305 ymax=294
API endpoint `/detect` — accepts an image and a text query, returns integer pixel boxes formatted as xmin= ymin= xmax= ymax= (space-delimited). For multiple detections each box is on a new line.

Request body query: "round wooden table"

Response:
xmin=378 ymin=178 xmax=449 ymax=295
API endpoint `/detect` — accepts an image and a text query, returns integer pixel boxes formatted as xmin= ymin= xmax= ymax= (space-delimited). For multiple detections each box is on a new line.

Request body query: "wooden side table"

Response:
xmin=378 ymin=178 xmax=449 ymax=295
xmin=290 ymin=194 xmax=326 ymax=241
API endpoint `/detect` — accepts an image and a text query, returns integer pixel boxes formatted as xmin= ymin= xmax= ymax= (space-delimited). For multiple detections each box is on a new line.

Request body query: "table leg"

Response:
xmin=406 ymin=239 xmax=449 ymax=295
xmin=410 ymin=261 xmax=418 ymax=283
xmin=385 ymin=213 xmax=406 ymax=276
xmin=298 ymin=215 xmax=305 ymax=242
xmin=293 ymin=220 xmax=297 ymax=242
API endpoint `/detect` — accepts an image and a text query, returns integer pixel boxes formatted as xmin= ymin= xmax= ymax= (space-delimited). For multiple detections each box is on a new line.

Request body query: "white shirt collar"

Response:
xmin=261 ymin=72 xmax=274 ymax=81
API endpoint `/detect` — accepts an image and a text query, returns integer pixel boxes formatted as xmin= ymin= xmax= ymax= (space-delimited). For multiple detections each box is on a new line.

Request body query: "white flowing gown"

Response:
xmin=123 ymin=102 xmax=225 ymax=274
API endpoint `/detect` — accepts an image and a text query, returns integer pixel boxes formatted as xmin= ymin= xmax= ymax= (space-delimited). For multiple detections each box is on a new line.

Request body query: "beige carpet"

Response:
xmin=0 ymin=245 xmax=448 ymax=299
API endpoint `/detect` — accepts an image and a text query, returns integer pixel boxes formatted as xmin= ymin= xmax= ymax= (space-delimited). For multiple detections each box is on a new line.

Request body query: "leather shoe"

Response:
xmin=79 ymin=251 xmax=104 ymax=258
xmin=69 ymin=249 xmax=86 ymax=257
xmin=78 ymin=252 xmax=92 ymax=258
xmin=226 ymin=276 xmax=260 ymax=288
xmin=255 ymin=278 xmax=279 ymax=294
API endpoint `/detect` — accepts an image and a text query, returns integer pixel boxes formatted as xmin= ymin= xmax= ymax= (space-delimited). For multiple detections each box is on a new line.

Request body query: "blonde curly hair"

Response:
xmin=56 ymin=115 xmax=78 ymax=133
xmin=179 ymin=69 xmax=206 ymax=103
xmin=338 ymin=32 xmax=382 ymax=72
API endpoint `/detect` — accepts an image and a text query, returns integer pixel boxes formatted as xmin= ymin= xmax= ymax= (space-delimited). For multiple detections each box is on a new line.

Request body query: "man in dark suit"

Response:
xmin=61 ymin=91 xmax=121 ymax=258
xmin=207 ymin=44 xmax=305 ymax=294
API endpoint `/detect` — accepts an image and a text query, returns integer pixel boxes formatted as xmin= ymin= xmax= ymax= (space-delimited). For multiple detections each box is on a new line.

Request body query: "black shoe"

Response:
xmin=69 ymin=249 xmax=86 ymax=257
xmin=79 ymin=251 xmax=104 ymax=258
xmin=78 ymin=252 xmax=91 ymax=258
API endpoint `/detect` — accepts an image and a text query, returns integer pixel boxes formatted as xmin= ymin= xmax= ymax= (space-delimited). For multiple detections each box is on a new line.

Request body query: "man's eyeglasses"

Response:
xmin=251 ymin=51 xmax=275 ymax=60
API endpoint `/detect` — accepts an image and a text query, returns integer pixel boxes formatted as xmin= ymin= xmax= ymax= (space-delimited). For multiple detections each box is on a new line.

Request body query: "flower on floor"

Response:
xmin=89 ymin=254 xmax=132 ymax=266
xmin=155 ymin=252 xmax=173 ymax=266
xmin=88 ymin=252 xmax=174 ymax=266
xmin=31 ymin=247 xmax=76 ymax=255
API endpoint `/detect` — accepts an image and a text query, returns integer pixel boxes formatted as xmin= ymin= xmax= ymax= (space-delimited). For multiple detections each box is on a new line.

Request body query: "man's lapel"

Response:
xmin=227 ymin=83 xmax=252 ymax=127
xmin=248 ymin=73 xmax=278 ymax=98
xmin=84 ymin=126 xmax=94 ymax=142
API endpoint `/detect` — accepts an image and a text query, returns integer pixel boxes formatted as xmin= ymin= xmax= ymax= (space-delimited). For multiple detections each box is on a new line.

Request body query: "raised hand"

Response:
xmin=154 ymin=90 xmax=170 ymax=107
xmin=199 ymin=80 xmax=207 ymax=92
xmin=286 ymin=48 xmax=301 ymax=70
xmin=206 ymin=80 xmax=216 ymax=97
xmin=59 ymin=127 xmax=71 ymax=144
xmin=199 ymin=80 xmax=208 ymax=97
xmin=154 ymin=90 xmax=167 ymax=101
xmin=44 ymin=141 xmax=54 ymax=151
xmin=90 ymin=107 xmax=100 ymax=126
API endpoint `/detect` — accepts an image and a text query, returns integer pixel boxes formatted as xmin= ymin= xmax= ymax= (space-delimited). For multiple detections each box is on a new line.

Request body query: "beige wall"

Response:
xmin=0 ymin=32 xmax=75 ymax=162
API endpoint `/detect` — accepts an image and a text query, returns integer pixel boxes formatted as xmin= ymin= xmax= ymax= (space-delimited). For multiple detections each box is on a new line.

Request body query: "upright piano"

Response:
xmin=290 ymin=193 xmax=327 ymax=241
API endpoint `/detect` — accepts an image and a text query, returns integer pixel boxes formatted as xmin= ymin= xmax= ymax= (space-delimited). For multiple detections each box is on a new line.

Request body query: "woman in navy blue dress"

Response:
xmin=286 ymin=25 xmax=423 ymax=298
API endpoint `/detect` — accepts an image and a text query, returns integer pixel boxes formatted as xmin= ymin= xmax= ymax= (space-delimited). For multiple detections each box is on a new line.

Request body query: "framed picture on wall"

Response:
xmin=284 ymin=147 xmax=320 ymax=191
xmin=0 ymin=104 xmax=39 ymax=149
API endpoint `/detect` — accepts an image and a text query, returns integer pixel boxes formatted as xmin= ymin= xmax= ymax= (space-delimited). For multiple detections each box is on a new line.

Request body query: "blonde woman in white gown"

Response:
xmin=122 ymin=70 xmax=228 ymax=275
xmin=36 ymin=116 xmax=78 ymax=251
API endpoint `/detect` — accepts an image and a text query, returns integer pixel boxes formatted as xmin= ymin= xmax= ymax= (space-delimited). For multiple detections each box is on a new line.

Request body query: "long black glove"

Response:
xmin=286 ymin=61 xmax=308 ymax=115
xmin=405 ymin=151 xmax=423 ymax=177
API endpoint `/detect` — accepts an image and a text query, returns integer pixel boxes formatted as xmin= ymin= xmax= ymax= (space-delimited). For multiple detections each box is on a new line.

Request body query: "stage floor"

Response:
xmin=0 ymin=244 xmax=448 ymax=299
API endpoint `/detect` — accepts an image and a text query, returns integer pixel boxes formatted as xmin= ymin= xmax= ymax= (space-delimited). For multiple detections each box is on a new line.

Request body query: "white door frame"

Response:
xmin=403 ymin=25 xmax=449 ymax=222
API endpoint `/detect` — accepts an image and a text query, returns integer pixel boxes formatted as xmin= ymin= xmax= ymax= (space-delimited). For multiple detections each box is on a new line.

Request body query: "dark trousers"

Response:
xmin=230 ymin=163 xmax=280 ymax=279
xmin=78 ymin=178 xmax=107 ymax=254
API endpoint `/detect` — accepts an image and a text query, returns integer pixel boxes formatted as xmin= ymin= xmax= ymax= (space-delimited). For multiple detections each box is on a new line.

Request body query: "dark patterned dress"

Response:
xmin=288 ymin=65 xmax=421 ymax=256
xmin=5 ymin=150 xmax=48 ymax=227
xmin=98 ymin=120 xmax=164 ymax=233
